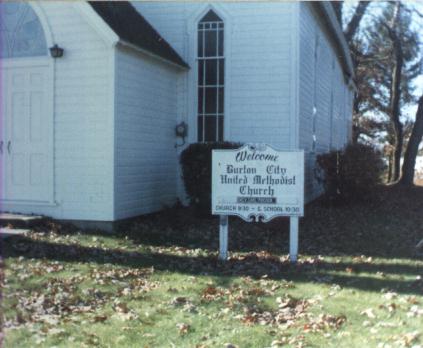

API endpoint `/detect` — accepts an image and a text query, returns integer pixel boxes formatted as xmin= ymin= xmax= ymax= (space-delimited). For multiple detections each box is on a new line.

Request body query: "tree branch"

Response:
xmin=344 ymin=1 xmax=371 ymax=43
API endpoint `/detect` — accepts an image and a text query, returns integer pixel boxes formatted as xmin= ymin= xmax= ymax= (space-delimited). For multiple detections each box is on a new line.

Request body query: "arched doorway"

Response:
xmin=0 ymin=2 xmax=54 ymax=203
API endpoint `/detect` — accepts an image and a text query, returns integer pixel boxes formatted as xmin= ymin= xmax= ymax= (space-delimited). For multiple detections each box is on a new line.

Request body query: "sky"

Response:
xmin=404 ymin=2 xmax=423 ymax=119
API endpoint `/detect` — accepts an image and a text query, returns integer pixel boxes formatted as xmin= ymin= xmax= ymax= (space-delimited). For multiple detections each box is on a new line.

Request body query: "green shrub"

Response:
xmin=180 ymin=142 xmax=241 ymax=215
xmin=316 ymin=143 xmax=385 ymax=202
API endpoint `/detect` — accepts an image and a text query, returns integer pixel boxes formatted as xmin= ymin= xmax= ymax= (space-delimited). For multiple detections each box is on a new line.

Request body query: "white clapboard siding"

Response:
xmin=1 ymin=2 xmax=114 ymax=221
xmin=2 ymin=1 xmax=354 ymax=224
xmin=114 ymin=47 xmax=181 ymax=220
xmin=298 ymin=3 xmax=354 ymax=201
xmin=135 ymin=2 xmax=298 ymax=202
xmin=134 ymin=2 xmax=297 ymax=149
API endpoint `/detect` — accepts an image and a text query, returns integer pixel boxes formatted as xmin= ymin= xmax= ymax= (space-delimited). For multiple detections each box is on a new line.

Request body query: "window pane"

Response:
xmin=198 ymin=87 xmax=204 ymax=113
xmin=218 ymin=59 xmax=224 ymax=84
xmin=198 ymin=116 xmax=204 ymax=142
xmin=198 ymin=60 xmax=204 ymax=85
xmin=205 ymin=87 xmax=217 ymax=113
xmin=205 ymin=30 xmax=217 ymax=57
xmin=205 ymin=59 xmax=217 ymax=85
xmin=201 ymin=10 xmax=222 ymax=22
xmin=218 ymin=87 xmax=224 ymax=113
xmin=218 ymin=116 xmax=224 ymax=141
xmin=0 ymin=2 xmax=47 ymax=58
xmin=198 ymin=30 xmax=204 ymax=57
xmin=218 ymin=29 xmax=224 ymax=56
xmin=205 ymin=116 xmax=217 ymax=142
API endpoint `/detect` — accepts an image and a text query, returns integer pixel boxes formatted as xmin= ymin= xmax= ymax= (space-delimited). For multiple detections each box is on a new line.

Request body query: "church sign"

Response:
xmin=212 ymin=144 xmax=304 ymax=221
xmin=212 ymin=144 xmax=304 ymax=262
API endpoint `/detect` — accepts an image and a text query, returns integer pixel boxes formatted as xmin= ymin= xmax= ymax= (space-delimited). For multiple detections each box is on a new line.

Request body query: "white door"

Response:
xmin=2 ymin=63 xmax=53 ymax=203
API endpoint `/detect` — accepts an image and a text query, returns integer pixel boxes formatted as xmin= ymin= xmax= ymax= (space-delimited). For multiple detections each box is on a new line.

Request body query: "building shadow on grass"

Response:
xmin=3 ymin=236 xmax=423 ymax=296
xmin=111 ymin=193 xmax=423 ymax=260
xmin=28 ymin=184 xmax=423 ymax=260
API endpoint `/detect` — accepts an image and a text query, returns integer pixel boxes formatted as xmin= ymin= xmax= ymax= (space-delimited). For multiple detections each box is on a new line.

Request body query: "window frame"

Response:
xmin=196 ymin=10 xmax=225 ymax=143
xmin=0 ymin=2 xmax=49 ymax=59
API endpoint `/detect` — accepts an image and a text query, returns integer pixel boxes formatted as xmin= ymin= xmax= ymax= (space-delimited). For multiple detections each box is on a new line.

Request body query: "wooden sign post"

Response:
xmin=289 ymin=216 xmax=299 ymax=262
xmin=219 ymin=215 xmax=229 ymax=260
xmin=212 ymin=144 xmax=304 ymax=263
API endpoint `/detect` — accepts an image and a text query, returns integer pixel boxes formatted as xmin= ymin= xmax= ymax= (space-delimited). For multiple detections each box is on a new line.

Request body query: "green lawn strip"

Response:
xmin=3 ymin=186 xmax=423 ymax=347
xmin=3 ymin=253 xmax=423 ymax=347
xmin=5 ymin=253 xmax=423 ymax=347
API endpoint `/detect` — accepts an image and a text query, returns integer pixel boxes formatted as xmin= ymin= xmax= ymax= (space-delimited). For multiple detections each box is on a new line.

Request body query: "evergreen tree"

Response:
xmin=351 ymin=2 xmax=421 ymax=181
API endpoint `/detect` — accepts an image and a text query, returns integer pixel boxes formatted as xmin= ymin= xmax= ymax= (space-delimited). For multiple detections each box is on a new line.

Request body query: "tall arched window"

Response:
xmin=197 ymin=10 xmax=224 ymax=142
xmin=0 ymin=2 xmax=47 ymax=58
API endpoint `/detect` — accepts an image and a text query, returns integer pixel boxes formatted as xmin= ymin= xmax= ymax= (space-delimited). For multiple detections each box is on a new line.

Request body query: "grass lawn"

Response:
xmin=1 ymin=185 xmax=423 ymax=348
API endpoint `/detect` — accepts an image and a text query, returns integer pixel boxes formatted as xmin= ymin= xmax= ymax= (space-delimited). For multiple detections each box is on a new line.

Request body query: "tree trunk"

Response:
xmin=392 ymin=122 xmax=403 ymax=182
xmin=389 ymin=46 xmax=403 ymax=182
xmin=388 ymin=2 xmax=404 ymax=182
xmin=399 ymin=96 xmax=423 ymax=185
xmin=352 ymin=95 xmax=361 ymax=143
xmin=387 ymin=152 xmax=393 ymax=183
xmin=344 ymin=2 xmax=371 ymax=145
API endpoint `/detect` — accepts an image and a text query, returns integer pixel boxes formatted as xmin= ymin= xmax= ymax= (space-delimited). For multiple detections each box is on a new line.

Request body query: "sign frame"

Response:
xmin=211 ymin=143 xmax=304 ymax=263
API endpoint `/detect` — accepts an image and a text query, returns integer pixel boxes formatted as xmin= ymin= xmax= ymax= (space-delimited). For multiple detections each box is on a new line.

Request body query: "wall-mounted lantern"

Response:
xmin=49 ymin=44 xmax=64 ymax=58
xmin=175 ymin=121 xmax=188 ymax=148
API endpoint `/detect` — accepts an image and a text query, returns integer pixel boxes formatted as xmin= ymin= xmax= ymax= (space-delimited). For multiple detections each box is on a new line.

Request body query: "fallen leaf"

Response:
xmin=360 ymin=308 xmax=376 ymax=319
xmin=176 ymin=323 xmax=190 ymax=335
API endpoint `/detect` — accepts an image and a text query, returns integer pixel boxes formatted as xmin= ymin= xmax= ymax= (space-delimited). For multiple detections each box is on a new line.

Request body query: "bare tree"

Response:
xmin=400 ymin=95 xmax=423 ymax=185
xmin=344 ymin=1 xmax=370 ymax=43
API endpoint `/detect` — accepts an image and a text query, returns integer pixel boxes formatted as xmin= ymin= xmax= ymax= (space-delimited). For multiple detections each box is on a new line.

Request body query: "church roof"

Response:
xmin=89 ymin=1 xmax=189 ymax=68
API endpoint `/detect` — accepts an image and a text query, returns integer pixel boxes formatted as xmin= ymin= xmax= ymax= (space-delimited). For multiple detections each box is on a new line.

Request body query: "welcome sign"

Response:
xmin=212 ymin=144 xmax=304 ymax=222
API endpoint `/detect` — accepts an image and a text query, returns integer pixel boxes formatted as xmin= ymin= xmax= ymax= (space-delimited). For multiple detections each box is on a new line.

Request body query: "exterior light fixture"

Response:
xmin=175 ymin=121 xmax=188 ymax=148
xmin=49 ymin=44 xmax=64 ymax=58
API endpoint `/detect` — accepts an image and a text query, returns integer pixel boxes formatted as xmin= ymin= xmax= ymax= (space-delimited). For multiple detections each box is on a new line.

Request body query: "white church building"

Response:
xmin=0 ymin=1 xmax=354 ymax=228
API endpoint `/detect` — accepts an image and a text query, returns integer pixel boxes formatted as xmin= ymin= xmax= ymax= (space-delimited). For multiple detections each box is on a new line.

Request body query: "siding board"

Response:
xmin=298 ymin=3 xmax=354 ymax=201
xmin=114 ymin=46 xmax=180 ymax=219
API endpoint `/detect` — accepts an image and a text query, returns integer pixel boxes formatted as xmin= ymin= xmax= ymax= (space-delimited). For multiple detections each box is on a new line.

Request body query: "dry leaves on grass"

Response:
xmin=271 ymin=335 xmax=306 ymax=348
xmin=3 ymin=260 xmax=157 ymax=331
xmin=303 ymin=314 xmax=347 ymax=333
xmin=90 ymin=267 xmax=154 ymax=284
xmin=199 ymin=278 xmax=289 ymax=306
xmin=6 ymin=259 xmax=64 ymax=281
xmin=391 ymin=331 xmax=421 ymax=347
xmin=169 ymin=296 xmax=198 ymax=313
xmin=113 ymin=301 xmax=139 ymax=321
xmin=361 ymin=308 xmax=377 ymax=319
xmin=176 ymin=322 xmax=191 ymax=335
xmin=407 ymin=305 xmax=423 ymax=318
xmin=239 ymin=295 xmax=310 ymax=327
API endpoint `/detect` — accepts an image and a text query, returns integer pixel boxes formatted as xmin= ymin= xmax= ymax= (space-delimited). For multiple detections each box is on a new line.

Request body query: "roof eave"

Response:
xmin=73 ymin=2 xmax=120 ymax=47
xmin=313 ymin=2 xmax=355 ymax=80
xmin=117 ymin=40 xmax=190 ymax=70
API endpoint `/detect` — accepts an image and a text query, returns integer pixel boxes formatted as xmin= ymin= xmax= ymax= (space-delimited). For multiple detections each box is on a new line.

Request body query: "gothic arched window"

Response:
xmin=197 ymin=10 xmax=224 ymax=142
xmin=0 ymin=2 xmax=47 ymax=58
